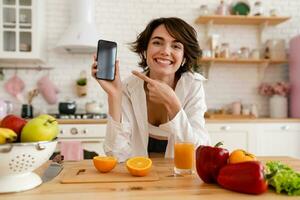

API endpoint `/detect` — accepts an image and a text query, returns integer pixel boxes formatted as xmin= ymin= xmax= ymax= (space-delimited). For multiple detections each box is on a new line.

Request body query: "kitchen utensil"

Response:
xmin=21 ymin=104 xmax=33 ymax=118
xmin=60 ymin=163 xmax=159 ymax=184
xmin=41 ymin=154 xmax=64 ymax=183
xmin=85 ymin=101 xmax=102 ymax=114
xmin=28 ymin=89 xmax=39 ymax=105
xmin=58 ymin=101 xmax=76 ymax=115
xmin=0 ymin=140 xmax=57 ymax=193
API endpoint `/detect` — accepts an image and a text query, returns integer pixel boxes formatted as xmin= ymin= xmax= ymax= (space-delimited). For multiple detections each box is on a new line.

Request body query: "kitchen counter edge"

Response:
xmin=57 ymin=118 xmax=300 ymax=124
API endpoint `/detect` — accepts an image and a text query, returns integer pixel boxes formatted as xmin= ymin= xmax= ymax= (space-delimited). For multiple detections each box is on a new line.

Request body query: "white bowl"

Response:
xmin=0 ymin=140 xmax=57 ymax=193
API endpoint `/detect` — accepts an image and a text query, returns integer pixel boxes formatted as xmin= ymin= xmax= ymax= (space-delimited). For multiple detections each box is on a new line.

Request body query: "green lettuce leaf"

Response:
xmin=266 ymin=161 xmax=300 ymax=196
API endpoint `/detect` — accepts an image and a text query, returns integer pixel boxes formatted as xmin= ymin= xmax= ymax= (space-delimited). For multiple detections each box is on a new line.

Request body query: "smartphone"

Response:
xmin=96 ymin=40 xmax=117 ymax=81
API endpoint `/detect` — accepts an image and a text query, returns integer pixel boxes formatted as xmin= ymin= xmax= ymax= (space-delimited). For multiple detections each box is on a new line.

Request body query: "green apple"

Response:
xmin=21 ymin=114 xmax=59 ymax=142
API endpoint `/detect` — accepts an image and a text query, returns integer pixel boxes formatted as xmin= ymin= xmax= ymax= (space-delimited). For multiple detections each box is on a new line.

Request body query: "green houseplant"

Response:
xmin=76 ymin=77 xmax=87 ymax=97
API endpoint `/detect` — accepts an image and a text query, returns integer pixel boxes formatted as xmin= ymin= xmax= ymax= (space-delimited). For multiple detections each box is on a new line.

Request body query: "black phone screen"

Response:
xmin=96 ymin=40 xmax=117 ymax=80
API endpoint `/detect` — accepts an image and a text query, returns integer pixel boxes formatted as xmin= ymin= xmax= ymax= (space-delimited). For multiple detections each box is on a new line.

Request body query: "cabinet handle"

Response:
xmin=221 ymin=126 xmax=231 ymax=131
xmin=281 ymin=125 xmax=289 ymax=130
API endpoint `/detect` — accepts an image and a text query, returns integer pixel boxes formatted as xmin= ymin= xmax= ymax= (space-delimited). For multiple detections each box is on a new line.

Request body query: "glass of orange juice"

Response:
xmin=174 ymin=141 xmax=195 ymax=175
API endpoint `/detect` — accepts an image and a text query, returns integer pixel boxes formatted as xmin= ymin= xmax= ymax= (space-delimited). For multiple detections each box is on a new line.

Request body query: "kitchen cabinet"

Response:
xmin=206 ymin=123 xmax=257 ymax=153
xmin=206 ymin=121 xmax=300 ymax=159
xmin=0 ymin=0 xmax=46 ymax=62
xmin=256 ymin=122 xmax=300 ymax=158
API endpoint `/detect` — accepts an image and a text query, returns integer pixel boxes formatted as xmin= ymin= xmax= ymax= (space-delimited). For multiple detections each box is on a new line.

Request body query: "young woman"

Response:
xmin=91 ymin=17 xmax=210 ymax=162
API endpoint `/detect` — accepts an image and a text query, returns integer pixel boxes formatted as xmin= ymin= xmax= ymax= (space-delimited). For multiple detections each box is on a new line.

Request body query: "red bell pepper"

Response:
xmin=217 ymin=161 xmax=268 ymax=195
xmin=196 ymin=142 xmax=229 ymax=183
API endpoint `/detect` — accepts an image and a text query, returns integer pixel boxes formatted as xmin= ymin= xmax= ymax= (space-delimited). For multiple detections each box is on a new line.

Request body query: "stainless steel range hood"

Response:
xmin=55 ymin=0 xmax=98 ymax=53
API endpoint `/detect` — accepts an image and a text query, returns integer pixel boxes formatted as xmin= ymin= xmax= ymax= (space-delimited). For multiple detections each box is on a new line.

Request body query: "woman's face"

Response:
xmin=146 ymin=24 xmax=184 ymax=77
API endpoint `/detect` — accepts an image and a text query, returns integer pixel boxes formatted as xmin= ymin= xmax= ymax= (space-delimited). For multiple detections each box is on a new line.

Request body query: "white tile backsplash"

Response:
xmin=0 ymin=0 xmax=299 ymax=117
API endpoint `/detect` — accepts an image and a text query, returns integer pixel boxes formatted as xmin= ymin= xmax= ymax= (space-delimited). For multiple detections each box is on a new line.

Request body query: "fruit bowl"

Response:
xmin=0 ymin=140 xmax=57 ymax=193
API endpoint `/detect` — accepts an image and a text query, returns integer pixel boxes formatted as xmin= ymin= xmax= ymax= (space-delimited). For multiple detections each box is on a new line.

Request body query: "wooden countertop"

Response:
xmin=57 ymin=118 xmax=300 ymax=124
xmin=2 ymin=156 xmax=300 ymax=200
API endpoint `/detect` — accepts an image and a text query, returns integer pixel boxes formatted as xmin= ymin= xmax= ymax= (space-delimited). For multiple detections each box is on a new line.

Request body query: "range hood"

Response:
xmin=55 ymin=0 xmax=98 ymax=53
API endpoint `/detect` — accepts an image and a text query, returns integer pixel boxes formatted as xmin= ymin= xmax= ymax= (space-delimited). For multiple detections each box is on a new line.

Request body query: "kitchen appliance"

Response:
xmin=289 ymin=35 xmax=300 ymax=117
xmin=58 ymin=102 xmax=76 ymax=115
xmin=50 ymin=113 xmax=108 ymax=157
xmin=0 ymin=140 xmax=57 ymax=193
xmin=55 ymin=0 xmax=98 ymax=53
xmin=50 ymin=113 xmax=107 ymax=120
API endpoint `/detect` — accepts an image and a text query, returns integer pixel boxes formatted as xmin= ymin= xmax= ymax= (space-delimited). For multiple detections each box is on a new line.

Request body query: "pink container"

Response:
xmin=289 ymin=35 xmax=300 ymax=117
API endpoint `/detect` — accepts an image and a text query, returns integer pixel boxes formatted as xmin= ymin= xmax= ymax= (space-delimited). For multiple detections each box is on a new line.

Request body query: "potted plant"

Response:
xmin=76 ymin=72 xmax=88 ymax=97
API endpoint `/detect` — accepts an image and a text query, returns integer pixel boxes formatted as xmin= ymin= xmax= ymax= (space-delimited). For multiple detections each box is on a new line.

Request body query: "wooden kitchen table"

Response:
xmin=1 ymin=157 xmax=300 ymax=200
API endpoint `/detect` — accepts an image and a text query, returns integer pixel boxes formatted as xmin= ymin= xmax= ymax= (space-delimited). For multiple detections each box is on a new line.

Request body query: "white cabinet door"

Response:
xmin=206 ymin=123 xmax=256 ymax=153
xmin=256 ymin=123 xmax=300 ymax=158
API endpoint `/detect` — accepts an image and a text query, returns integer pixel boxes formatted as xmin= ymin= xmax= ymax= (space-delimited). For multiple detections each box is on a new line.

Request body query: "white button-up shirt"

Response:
xmin=103 ymin=71 xmax=211 ymax=162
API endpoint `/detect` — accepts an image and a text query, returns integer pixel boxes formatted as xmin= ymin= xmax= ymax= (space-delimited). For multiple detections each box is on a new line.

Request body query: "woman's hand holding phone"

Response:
xmin=91 ymin=55 xmax=122 ymax=97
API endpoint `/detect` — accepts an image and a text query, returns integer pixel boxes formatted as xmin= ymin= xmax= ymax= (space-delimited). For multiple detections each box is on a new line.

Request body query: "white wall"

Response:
xmin=0 ymin=0 xmax=299 ymax=117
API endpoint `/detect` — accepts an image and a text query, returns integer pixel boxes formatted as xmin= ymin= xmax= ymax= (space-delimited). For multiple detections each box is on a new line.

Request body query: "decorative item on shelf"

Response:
xmin=252 ymin=1 xmax=264 ymax=16
xmin=265 ymin=39 xmax=286 ymax=60
xmin=220 ymin=43 xmax=230 ymax=58
xmin=231 ymin=0 xmax=250 ymax=15
xmin=269 ymin=9 xmax=277 ymax=17
xmin=199 ymin=4 xmax=209 ymax=16
xmin=76 ymin=70 xmax=87 ymax=97
xmin=240 ymin=47 xmax=250 ymax=59
xmin=216 ymin=0 xmax=229 ymax=15
xmin=258 ymin=82 xmax=290 ymax=118
xmin=250 ymin=49 xmax=260 ymax=59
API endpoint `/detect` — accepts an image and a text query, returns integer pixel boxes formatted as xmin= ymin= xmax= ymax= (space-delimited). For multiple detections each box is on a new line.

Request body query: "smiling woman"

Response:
xmin=91 ymin=17 xmax=210 ymax=162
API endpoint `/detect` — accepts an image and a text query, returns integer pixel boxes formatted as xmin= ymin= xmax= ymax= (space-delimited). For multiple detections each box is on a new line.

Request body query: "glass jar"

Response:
xmin=199 ymin=5 xmax=209 ymax=16
xmin=269 ymin=9 xmax=277 ymax=17
xmin=220 ymin=43 xmax=230 ymax=58
xmin=240 ymin=47 xmax=250 ymax=59
xmin=253 ymin=1 xmax=264 ymax=16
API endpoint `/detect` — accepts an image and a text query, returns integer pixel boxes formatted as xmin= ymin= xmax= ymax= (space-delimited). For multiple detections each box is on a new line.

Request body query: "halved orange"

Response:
xmin=126 ymin=157 xmax=152 ymax=177
xmin=93 ymin=156 xmax=117 ymax=173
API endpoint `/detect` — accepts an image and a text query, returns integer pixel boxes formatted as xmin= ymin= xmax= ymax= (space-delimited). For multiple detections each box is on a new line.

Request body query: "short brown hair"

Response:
xmin=131 ymin=17 xmax=202 ymax=76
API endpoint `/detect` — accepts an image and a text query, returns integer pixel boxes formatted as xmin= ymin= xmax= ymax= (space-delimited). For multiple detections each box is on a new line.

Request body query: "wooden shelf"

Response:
xmin=196 ymin=15 xmax=290 ymax=26
xmin=199 ymin=57 xmax=288 ymax=65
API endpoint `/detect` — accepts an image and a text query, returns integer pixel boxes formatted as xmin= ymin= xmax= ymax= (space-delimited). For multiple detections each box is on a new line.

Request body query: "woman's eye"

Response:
xmin=152 ymin=41 xmax=161 ymax=45
xmin=173 ymin=44 xmax=183 ymax=50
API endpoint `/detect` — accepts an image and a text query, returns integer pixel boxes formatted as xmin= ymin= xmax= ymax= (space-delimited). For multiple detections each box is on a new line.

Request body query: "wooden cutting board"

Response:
xmin=60 ymin=163 xmax=159 ymax=184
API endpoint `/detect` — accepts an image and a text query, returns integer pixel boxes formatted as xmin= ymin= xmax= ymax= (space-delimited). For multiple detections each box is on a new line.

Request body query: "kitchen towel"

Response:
xmin=4 ymin=74 xmax=25 ymax=102
xmin=37 ymin=75 xmax=59 ymax=105
xmin=60 ymin=141 xmax=83 ymax=161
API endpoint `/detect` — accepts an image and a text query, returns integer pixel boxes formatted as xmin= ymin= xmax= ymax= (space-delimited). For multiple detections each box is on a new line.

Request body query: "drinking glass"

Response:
xmin=174 ymin=140 xmax=195 ymax=175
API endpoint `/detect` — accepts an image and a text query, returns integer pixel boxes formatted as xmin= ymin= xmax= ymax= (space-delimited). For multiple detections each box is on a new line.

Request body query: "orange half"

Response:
xmin=126 ymin=157 xmax=152 ymax=177
xmin=93 ymin=156 xmax=117 ymax=173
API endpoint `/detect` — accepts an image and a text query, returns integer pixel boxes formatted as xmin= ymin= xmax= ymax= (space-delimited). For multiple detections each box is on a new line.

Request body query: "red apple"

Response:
xmin=0 ymin=114 xmax=27 ymax=140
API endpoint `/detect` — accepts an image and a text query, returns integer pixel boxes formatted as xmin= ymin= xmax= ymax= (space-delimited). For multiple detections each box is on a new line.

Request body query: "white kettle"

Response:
xmin=85 ymin=101 xmax=102 ymax=114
